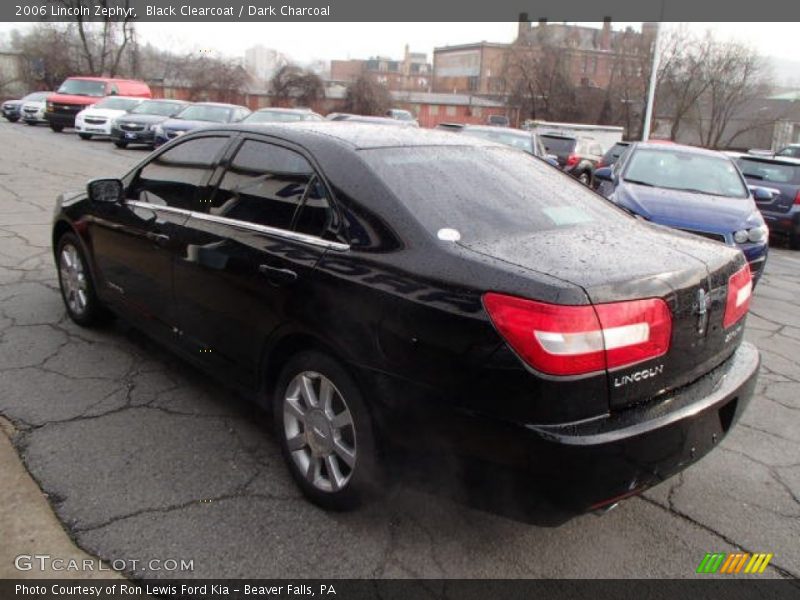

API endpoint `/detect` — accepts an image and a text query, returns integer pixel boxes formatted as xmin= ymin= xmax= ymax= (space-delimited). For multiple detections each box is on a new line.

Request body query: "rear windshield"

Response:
xmin=175 ymin=105 xmax=232 ymax=123
xmin=459 ymin=129 xmax=533 ymax=154
xmin=57 ymin=79 xmax=106 ymax=97
xmin=541 ymin=135 xmax=576 ymax=154
xmin=131 ymin=100 xmax=184 ymax=116
xmin=94 ymin=97 xmax=141 ymax=111
xmin=361 ymin=146 xmax=630 ymax=240
xmin=737 ymin=158 xmax=800 ymax=184
xmin=776 ymin=146 xmax=800 ymax=159
xmin=602 ymin=143 xmax=629 ymax=163
xmin=625 ymin=148 xmax=748 ymax=198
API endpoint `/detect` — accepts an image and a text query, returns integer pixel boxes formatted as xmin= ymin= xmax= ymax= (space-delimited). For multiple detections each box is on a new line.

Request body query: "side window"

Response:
xmin=130 ymin=136 xmax=229 ymax=209
xmin=295 ymin=176 xmax=333 ymax=237
xmin=108 ymin=83 xmax=119 ymax=95
xmin=211 ymin=140 xmax=314 ymax=231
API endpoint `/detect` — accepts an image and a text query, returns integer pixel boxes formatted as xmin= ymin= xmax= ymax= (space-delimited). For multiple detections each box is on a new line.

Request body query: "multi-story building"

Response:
xmin=244 ymin=45 xmax=287 ymax=83
xmin=330 ymin=45 xmax=431 ymax=92
xmin=433 ymin=18 xmax=655 ymax=95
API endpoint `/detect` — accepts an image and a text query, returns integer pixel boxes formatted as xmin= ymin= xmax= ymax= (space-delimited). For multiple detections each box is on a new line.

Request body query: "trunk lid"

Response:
xmin=463 ymin=222 xmax=746 ymax=410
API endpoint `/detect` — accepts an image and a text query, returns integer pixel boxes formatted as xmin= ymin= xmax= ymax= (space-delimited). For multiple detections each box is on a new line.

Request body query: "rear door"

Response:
xmin=173 ymin=136 xmax=341 ymax=388
xmin=737 ymin=157 xmax=800 ymax=214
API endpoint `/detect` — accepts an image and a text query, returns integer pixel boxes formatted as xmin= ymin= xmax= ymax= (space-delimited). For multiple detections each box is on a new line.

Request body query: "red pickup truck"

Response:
xmin=45 ymin=77 xmax=151 ymax=132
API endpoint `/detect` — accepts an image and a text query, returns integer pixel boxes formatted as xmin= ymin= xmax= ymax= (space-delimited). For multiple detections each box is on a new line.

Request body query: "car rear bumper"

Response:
xmin=370 ymin=341 xmax=759 ymax=514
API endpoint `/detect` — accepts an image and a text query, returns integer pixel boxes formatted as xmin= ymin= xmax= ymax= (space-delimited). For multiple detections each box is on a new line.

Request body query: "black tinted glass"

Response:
xmin=362 ymin=146 xmax=630 ymax=240
xmin=541 ymin=136 xmax=576 ymax=154
xmin=132 ymin=136 xmax=229 ymax=209
xmin=211 ymin=140 xmax=313 ymax=230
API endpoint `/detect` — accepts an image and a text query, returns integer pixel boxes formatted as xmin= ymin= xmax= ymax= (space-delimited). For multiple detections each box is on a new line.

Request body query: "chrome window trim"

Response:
xmin=125 ymin=199 xmax=349 ymax=252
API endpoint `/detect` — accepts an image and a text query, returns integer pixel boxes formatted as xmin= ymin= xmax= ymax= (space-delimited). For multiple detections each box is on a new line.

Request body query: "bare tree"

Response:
xmin=502 ymin=31 xmax=576 ymax=122
xmin=270 ymin=64 xmax=324 ymax=107
xmin=342 ymin=75 xmax=391 ymax=115
xmin=9 ymin=24 xmax=82 ymax=90
xmin=179 ymin=53 xmax=249 ymax=102
xmin=57 ymin=0 xmax=134 ymax=76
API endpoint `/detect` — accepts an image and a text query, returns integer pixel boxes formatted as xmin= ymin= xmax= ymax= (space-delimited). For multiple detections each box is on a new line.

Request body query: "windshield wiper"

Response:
xmin=624 ymin=179 xmax=655 ymax=187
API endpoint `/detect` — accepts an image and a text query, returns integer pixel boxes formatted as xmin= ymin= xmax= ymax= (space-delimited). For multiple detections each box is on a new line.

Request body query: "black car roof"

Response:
xmin=205 ymin=122 xmax=498 ymax=150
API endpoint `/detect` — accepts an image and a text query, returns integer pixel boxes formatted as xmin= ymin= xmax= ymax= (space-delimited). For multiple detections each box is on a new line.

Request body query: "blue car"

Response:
xmin=153 ymin=102 xmax=250 ymax=146
xmin=595 ymin=143 xmax=770 ymax=284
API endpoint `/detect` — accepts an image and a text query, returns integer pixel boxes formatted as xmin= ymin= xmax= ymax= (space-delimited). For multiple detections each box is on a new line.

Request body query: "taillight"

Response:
xmin=566 ymin=153 xmax=579 ymax=167
xmin=723 ymin=264 xmax=752 ymax=329
xmin=794 ymin=190 xmax=800 ymax=205
xmin=482 ymin=293 xmax=672 ymax=376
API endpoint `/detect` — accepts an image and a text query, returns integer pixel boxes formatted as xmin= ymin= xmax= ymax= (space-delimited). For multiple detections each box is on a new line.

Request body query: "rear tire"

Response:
xmin=578 ymin=171 xmax=592 ymax=186
xmin=273 ymin=350 xmax=382 ymax=510
xmin=78 ymin=133 xmax=92 ymax=140
xmin=49 ymin=123 xmax=64 ymax=132
xmin=56 ymin=233 xmax=104 ymax=327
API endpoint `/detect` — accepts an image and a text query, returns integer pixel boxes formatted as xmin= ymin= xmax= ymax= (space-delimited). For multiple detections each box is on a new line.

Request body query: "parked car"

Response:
xmin=20 ymin=91 xmax=53 ymax=125
xmin=385 ymin=108 xmax=419 ymax=126
xmin=52 ymin=123 xmax=758 ymax=514
xmin=2 ymin=99 xmax=22 ymax=122
xmin=486 ymin=114 xmax=510 ymax=127
xmin=75 ymin=96 xmax=145 ymax=140
xmin=540 ymin=133 xmax=604 ymax=185
xmin=45 ymin=77 xmax=152 ymax=132
xmin=110 ymin=99 xmax=191 ymax=149
xmin=153 ymin=102 xmax=251 ymax=146
xmin=5 ymin=91 xmax=50 ymax=123
xmin=595 ymin=142 xmax=770 ymax=283
xmin=596 ymin=141 xmax=631 ymax=169
xmin=243 ymin=107 xmax=324 ymax=123
xmin=435 ymin=123 xmax=557 ymax=166
xmin=326 ymin=113 xmax=417 ymax=127
xmin=735 ymin=154 xmax=800 ymax=250
xmin=775 ymin=144 xmax=800 ymax=159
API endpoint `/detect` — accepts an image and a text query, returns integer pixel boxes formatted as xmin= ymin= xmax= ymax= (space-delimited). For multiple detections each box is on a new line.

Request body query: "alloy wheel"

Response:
xmin=283 ymin=371 xmax=357 ymax=493
xmin=59 ymin=244 xmax=88 ymax=317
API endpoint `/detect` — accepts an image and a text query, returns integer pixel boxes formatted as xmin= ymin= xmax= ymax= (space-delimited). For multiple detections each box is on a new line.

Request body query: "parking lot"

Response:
xmin=0 ymin=120 xmax=798 ymax=579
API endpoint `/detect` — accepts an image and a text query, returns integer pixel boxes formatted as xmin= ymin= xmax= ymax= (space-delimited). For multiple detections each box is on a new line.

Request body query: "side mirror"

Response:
xmin=594 ymin=167 xmax=614 ymax=182
xmin=87 ymin=178 xmax=123 ymax=204
xmin=751 ymin=186 xmax=775 ymax=202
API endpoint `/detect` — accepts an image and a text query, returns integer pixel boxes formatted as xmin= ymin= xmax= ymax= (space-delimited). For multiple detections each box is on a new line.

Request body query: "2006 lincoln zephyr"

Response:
xmin=52 ymin=123 xmax=760 ymax=513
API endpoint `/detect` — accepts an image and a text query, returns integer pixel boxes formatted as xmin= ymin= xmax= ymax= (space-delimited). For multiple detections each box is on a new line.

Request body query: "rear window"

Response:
xmin=738 ymin=158 xmax=800 ymax=184
xmin=361 ymin=146 xmax=630 ymax=240
xmin=602 ymin=143 xmax=630 ymax=163
xmin=541 ymin=135 xmax=576 ymax=155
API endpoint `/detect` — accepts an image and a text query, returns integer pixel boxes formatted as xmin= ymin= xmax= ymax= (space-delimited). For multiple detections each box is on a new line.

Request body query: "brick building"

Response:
xmin=330 ymin=45 xmax=431 ymax=92
xmin=433 ymin=19 xmax=655 ymax=96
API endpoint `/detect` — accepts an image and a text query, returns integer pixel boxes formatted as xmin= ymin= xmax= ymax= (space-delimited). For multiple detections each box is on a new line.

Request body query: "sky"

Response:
xmin=1 ymin=21 xmax=798 ymax=66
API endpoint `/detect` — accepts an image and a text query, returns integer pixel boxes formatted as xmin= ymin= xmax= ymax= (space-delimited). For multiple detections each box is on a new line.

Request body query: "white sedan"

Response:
xmin=20 ymin=92 xmax=52 ymax=125
xmin=74 ymin=96 xmax=144 ymax=139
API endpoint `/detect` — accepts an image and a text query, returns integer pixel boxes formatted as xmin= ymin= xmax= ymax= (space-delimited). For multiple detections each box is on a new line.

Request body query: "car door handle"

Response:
xmin=258 ymin=264 xmax=297 ymax=285
xmin=147 ymin=232 xmax=170 ymax=245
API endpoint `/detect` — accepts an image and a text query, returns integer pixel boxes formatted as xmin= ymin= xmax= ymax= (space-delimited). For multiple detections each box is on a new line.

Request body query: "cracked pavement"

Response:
xmin=0 ymin=121 xmax=798 ymax=579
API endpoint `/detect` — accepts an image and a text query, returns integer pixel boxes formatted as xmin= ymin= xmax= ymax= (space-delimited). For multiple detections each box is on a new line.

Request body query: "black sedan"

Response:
xmin=52 ymin=123 xmax=759 ymax=514
xmin=110 ymin=99 xmax=191 ymax=149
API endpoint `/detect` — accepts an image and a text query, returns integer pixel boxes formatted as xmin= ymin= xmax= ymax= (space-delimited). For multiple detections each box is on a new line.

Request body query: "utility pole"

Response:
xmin=641 ymin=22 xmax=661 ymax=141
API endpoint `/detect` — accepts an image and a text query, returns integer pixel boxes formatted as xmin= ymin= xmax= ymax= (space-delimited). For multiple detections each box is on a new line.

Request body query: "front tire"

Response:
xmin=25 ymin=120 xmax=36 ymax=126
xmin=113 ymin=140 xmax=128 ymax=149
xmin=56 ymin=233 xmax=103 ymax=327
xmin=49 ymin=123 xmax=64 ymax=132
xmin=78 ymin=133 xmax=92 ymax=140
xmin=273 ymin=351 xmax=381 ymax=510
xmin=790 ymin=233 xmax=800 ymax=251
